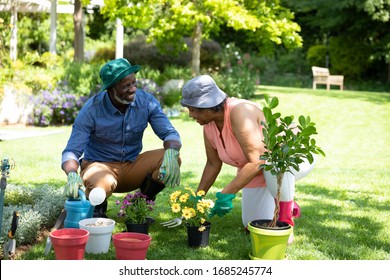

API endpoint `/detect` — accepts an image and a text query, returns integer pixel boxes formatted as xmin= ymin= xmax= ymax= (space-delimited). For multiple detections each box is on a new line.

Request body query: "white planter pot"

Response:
xmin=79 ymin=218 xmax=115 ymax=254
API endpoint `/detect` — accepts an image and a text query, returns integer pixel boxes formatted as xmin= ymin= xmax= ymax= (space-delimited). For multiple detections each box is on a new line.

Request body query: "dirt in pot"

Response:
xmin=85 ymin=220 xmax=114 ymax=227
xmin=250 ymin=219 xmax=290 ymax=230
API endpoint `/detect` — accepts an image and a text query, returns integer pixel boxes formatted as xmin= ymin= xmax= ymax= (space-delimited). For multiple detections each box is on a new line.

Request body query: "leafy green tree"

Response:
xmin=74 ymin=0 xmax=106 ymax=62
xmin=0 ymin=14 xmax=12 ymax=67
xmin=17 ymin=13 xmax=50 ymax=55
xmin=234 ymin=0 xmax=303 ymax=55
xmin=101 ymin=0 xmax=302 ymax=75
xmin=284 ymin=0 xmax=390 ymax=82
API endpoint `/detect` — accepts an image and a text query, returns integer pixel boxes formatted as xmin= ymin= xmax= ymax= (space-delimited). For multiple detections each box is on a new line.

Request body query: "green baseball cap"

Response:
xmin=99 ymin=58 xmax=141 ymax=93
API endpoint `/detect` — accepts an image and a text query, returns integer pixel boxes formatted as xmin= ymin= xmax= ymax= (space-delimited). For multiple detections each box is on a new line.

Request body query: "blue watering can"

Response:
xmin=64 ymin=189 xmax=94 ymax=228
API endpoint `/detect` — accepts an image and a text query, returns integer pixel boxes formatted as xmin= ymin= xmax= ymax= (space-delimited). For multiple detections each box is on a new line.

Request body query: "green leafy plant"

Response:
xmin=211 ymin=43 xmax=257 ymax=100
xmin=0 ymin=184 xmax=65 ymax=246
xmin=260 ymin=96 xmax=325 ymax=227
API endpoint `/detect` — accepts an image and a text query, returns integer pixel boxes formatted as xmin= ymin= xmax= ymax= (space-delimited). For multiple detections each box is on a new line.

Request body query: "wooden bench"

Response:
xmin=312 ymin=66 xmax=344 ymax=90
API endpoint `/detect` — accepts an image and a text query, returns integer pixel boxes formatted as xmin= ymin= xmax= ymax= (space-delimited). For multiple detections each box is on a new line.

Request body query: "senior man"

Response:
xmin=61 ymin=58 xmax=181 ymax=217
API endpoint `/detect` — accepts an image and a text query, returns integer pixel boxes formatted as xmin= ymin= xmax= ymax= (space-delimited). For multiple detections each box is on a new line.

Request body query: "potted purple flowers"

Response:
xmin=116 ymin=191 xmax=155 ymax=234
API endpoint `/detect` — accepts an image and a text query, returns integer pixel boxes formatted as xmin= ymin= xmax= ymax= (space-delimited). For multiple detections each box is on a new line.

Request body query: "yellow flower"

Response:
xmin=198 ymin=225 xmax=206 ymax=232
xmin=197 ymin=204 xmax=205 ymax=213
xmin=179 ymin=193 xmax=189 ymax=202
xmin=188 ymin=207 xmax=196 ymax=217
xmin=171 ymin=203 xmax=181 ymax=213
xmin=182 ymin=207 xmax=193 ymax=220
xmin=168 ymin=189 xmax=215 ymax=229
xmin=201 ymin=199 xmax=214 ymax=209
xmin=197 ymin=190 xmax=205 ymax=196
xmin=170 ymin=191 xmax=181 ymax=202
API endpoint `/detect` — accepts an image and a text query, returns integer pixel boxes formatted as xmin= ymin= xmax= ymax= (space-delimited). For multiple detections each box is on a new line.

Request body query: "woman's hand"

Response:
xmin=209 ymin=192 xmax=236 ymax=217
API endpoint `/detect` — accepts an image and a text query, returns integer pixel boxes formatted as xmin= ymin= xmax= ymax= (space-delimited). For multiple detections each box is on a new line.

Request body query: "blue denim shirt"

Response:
xmin=62 ymin=89 xmax=181 ymax=165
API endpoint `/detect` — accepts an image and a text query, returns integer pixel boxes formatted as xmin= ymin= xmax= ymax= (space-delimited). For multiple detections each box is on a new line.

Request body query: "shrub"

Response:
xmin=7 ymin=58 xmax=63 ymax=94
xmin=137 ymin=78 xmax=163 ymax=104
xmin=23 ymin=51 xmax=64 ymax=69
xmin=28 ymin=83 xmax=88 ymax=127
xmin=212 ymin=43 xmax=257 ymax=99
xmin=328 ymin=36 xmax=372 ymax=79
xmin=137 ymin=68 xmax=191 ymax=108
xmin=0 ymin=184 xmax=65 ymax=246
xmin=307 ymin=45 xmax=327 ymax=68
xmin=63 ymin=61 xmax=101 ymax=97
xmin=156 ymin=65 xmax=192 ymax=85
xmin=123 ymin=35 xmax=221 ymax=71
xmin=161 ymin=89 xmax=182 ymax=108
xmin=90 ymin=45 xmax=115 ymax=64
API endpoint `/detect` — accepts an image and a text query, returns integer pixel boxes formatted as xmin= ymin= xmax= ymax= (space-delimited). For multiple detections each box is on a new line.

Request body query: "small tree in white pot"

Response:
xmin=259 ymin=96 xmax=325 ymax=227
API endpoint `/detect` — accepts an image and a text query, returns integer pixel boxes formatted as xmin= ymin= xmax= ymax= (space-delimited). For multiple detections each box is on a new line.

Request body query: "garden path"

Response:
xmin=0 ymin=128 xmax=64 ymax=141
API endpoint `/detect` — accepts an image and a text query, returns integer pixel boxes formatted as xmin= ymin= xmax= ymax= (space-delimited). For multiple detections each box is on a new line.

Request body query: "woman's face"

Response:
xmin=111 ymin=73 xmax=137 ymax=105
xmin=187 ymin=107 xmax=212 ymax=125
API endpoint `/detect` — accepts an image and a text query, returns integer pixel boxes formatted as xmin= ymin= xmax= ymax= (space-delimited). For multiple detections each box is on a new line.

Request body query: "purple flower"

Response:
xmin=116 ymin=191 xmax=154 ymax=224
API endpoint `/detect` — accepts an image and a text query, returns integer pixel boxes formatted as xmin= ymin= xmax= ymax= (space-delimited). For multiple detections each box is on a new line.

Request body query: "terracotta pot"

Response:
xmin=50 ymin=228 xmax=89 ymax=260
xmin=112 ymin=232 xmax=152 ymax=260
xmin=186 ymin=221 xmax=211 ymax=248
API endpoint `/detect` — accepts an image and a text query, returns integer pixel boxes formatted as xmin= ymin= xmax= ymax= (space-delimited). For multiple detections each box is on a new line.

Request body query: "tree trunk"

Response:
xmin=387 ymin=62 xmax=390 ymax=83
xmin=270 ymin=173 xmax=284 ymax=227
xmin=191 ymin=21 xmax=202 ymax=77
xmin=73 ymin=0 xmax=84 ymax=62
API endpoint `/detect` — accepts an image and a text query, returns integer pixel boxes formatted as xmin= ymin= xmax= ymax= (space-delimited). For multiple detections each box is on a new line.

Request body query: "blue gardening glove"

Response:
xmin=64 ymin=172 xmax=84 ymax=199
xmin=159 ymin=148 xmax=180 ymax=187
xmin=209 ymin=192 xmax=236 ymax=218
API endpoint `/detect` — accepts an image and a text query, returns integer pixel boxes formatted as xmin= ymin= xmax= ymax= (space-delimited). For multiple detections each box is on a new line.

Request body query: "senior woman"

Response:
xmin=180 ymin=75 xmax=302 ymax=241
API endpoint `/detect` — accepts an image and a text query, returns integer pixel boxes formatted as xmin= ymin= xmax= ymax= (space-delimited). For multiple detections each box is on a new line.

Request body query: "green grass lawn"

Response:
xmin=1 ymin=85 xmax=389 ymax=260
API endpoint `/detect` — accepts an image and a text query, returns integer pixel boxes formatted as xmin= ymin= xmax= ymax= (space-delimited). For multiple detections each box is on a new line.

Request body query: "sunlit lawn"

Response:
xmin=1 ymin=85 xmax=389 ymax=260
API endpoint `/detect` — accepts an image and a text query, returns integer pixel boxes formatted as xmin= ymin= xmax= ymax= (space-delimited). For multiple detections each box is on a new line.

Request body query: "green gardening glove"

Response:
xmin=64 ymin=172 xmax=84 ymax=199
xmin=159 ymin=148 xmax=181 ymax=187
xmin=209 ymin=192 xmax=236 ymax=218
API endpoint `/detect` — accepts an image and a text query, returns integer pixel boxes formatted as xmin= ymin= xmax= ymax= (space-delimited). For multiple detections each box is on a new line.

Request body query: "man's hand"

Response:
xmin=209 ymin=192 xmax=236 ymax=218
xmin=159 ymin=149 xmax=180 ymax=187
xmin=64 ymin=172 xmax=84 ymax=198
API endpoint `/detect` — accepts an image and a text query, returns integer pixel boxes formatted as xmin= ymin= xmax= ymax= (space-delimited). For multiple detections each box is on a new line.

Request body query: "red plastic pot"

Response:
xmin=50 ymin=228 xmax=89 ymax=260
xmin=112 ymin=232 xmax=152 ymax=260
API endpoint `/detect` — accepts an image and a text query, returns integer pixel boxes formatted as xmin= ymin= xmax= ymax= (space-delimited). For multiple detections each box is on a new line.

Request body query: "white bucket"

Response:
xmin=79 ymin=218 xmax=115 ymax=254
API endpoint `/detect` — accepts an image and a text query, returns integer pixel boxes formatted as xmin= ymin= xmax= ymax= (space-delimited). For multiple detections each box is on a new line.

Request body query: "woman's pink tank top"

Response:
xmin=204 ymin=97 xmax=266 ymax=188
